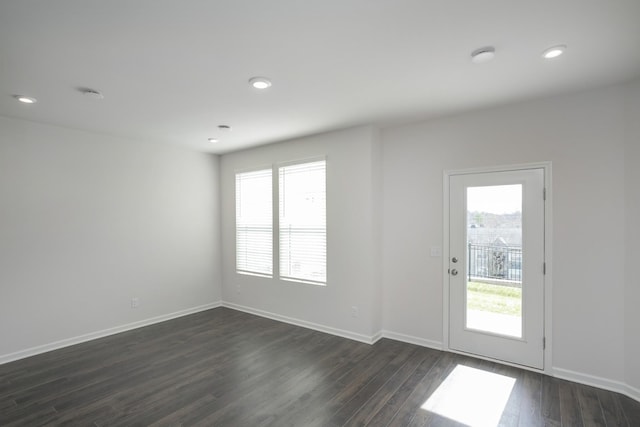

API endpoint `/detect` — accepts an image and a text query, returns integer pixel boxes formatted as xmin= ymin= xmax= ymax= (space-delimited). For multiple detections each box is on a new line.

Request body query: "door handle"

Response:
xmin=451 ymin=269 xmax=458 ymax=276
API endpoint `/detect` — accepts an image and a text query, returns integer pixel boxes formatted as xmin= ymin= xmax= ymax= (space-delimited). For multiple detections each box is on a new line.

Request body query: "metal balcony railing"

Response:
xmin=468 ymin=243 xmax=522 ymax=283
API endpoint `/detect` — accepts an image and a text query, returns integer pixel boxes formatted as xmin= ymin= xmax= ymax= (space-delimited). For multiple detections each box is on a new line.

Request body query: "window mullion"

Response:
xmin=273 ymin=164 xmax=280 ymax=280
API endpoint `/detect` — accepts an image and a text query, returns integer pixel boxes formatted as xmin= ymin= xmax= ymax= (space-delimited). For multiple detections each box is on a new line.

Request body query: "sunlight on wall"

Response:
xmin=421 ymin=364 xmax=516 ymax=427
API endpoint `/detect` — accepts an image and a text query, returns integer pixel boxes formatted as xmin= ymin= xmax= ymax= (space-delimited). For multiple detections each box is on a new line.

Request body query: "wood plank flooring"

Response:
xmin=1 ymin=307 xmax=639 ymax=426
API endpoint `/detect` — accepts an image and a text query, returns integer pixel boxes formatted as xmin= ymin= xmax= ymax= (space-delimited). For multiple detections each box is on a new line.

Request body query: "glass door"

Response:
xmin=449 ymin=168 xmax=545 ymax=369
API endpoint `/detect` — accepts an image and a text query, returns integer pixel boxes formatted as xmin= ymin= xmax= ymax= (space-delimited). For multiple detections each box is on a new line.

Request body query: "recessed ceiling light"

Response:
xmin=208 ymin=138 xmax=219 ymax=143
xmin=542 ymin=45 xmax=566 ymax=59
xmin=248 ymin=77 xmax=272 ymax=89
xmin=14 ymin=95 xmax=37 ymax=104
xmin=218 ymin=125 xmax=232 ymax=131
xmin=471 ymin=47 xmax=496 ymax=64
xmin=80 ymin=88 xmax=104 ymax=100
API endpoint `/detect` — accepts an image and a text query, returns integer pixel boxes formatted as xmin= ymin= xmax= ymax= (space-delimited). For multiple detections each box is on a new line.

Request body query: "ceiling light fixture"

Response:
xmin=208 ymin=138 xmax=219 ymax=143
xmin=218 ymin=125 xmax=232 ymax=131
xmin=542 ymin=45 xmax=566 ymax=59
xmin=248 ymin=77 xmax=272 ymax=89
xmin=80 ymin=88 xmax=104 ymax=99
xmin=14 ymin=95 xmax=37 ymax=104
xmin=471 ymin=47 xmax=496 ymax=64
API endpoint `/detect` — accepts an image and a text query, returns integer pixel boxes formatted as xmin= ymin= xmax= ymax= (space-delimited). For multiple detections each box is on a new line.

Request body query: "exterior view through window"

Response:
xmin=279 ymin=160 xmax=326 ymax=284
xmin=466 ymin=184 xmax=523 ymax=337
xmin=235 ymin=169 xmax=272 ymax=276
xmin=235 ymin=160 xmax=326 ymax=285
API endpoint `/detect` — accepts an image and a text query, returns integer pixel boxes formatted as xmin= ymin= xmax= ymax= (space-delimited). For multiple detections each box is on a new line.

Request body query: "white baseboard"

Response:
xmin=221 ymin=302 xmax=377 ymax=344
xmin=371 ymin=330 xmax=384 ymax=344
xmin=381 ymin=330 xmax=443 ymax=351
xmin=625 ymin=383 xmax=640 ymax=403
xmin=552 ymin=367 xmax=640 ymax=402
xmin=0 ymin=301 xmax=222 ymax=365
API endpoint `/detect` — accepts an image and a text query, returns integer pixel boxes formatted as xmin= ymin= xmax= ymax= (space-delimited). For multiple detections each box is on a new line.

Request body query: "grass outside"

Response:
xmin=467 ymin=281 xmax=522 ymax=316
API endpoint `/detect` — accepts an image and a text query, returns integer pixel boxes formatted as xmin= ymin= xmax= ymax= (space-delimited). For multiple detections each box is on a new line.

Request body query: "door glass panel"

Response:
xmin=466 ymin=185 xmax=522 ymax=338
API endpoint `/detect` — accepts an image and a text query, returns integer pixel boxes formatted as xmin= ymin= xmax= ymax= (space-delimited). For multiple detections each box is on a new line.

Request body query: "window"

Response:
xmin=279 ymin=160 xmax=326 ymax=284
xmin=235 ymin=160 xmax=326 ymax=284
xmin=235 ymin=169 xmax=272 ymax=276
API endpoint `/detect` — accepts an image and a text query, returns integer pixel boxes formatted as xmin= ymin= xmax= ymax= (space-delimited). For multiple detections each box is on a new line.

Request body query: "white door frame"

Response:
xmin=442 ymin=162 xmax=553 ymax=373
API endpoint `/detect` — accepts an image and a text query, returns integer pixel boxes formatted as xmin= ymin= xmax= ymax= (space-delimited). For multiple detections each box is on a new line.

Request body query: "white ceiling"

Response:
xmin=1 ymin=1 xmax=639 ymax=154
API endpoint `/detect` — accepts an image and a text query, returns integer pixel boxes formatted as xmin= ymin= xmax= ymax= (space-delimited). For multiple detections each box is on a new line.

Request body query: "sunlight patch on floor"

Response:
xmin=421 ymin=364 xmax=516 ymax=427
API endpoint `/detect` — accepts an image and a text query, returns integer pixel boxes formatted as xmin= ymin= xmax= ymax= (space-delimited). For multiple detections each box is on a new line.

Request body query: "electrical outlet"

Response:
xmin=131 ymin=297 xmax=139 ymax=308
xmin=351 ymin=306 xmax=359 ymax=318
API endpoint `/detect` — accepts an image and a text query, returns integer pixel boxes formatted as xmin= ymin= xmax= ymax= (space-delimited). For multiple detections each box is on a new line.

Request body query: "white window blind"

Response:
xmin=236 ymin=169 xmax=272 ymax=276
xmin=279 ymin=160 xmax=326 ymax=284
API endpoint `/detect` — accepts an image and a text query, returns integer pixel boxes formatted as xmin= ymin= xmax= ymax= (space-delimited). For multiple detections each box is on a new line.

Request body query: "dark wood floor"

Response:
xmin=1 ymin=308 xmax=639 ymax=426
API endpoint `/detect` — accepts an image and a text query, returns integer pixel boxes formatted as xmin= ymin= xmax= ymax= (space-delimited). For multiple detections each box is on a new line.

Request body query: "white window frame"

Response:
xmin=234 ymin=157 xmax=327 ymax=286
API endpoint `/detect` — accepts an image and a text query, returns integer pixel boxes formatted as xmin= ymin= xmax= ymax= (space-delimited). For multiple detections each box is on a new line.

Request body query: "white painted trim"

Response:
xmin=552 ymin=367 xmax=640 ymax=402
xmin=371 ymin=330 xmax=384 ymax=344
xmin=445 ymin=162 xmax=553 ymax=176
xmin=381 ymin=330 xmax=443 ymax=351
xmin=442 ymin=170 xmax=451 ymax=351
xmin=0 ymin=301 xmax=222 ymax=365
xmin=542 ymin=163 xmax=553 ymax=375
xmin=442 ymin=162 xmax=553 ymax=374
xmin=625 ymin=383 xmax=640 ymax=403
xmin=221 ymin=302 xmax=376 ymax=344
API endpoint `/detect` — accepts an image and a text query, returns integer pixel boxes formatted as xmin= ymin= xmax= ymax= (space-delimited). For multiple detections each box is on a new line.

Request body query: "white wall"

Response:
xmin=381 ymin=85 xmax=628 ymax=383
xmin=0 ymin=116 xmax=221 ymax=359
xmin=624 ymin=78 xmax=640 ymax=393
xmin=220 ymin=126 xmax=382 ymax=339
